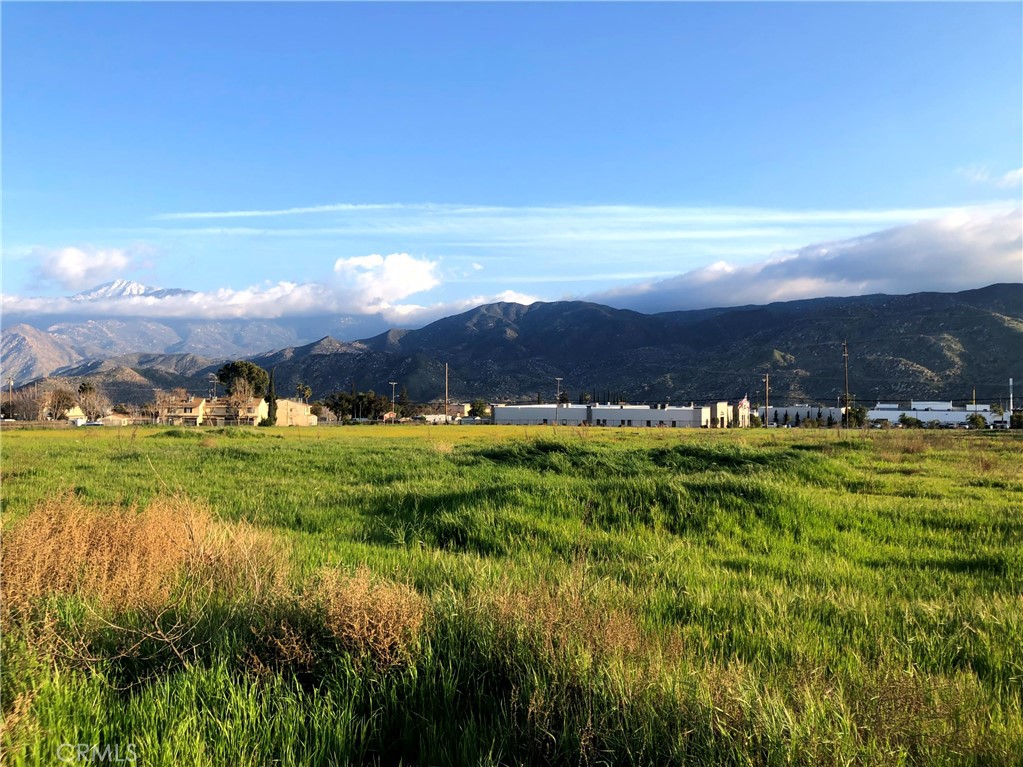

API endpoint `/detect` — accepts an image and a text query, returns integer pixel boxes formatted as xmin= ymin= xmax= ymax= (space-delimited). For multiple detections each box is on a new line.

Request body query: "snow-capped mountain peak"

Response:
xmin=70 ymin=280 xmax=197 ymax=302
xmin=72 ymin=280 xmax=160 ymax=301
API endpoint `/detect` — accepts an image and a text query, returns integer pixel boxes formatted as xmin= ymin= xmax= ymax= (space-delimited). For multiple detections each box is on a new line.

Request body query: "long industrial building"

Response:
xmin=492 ymin=400 xmax=750 ymax=428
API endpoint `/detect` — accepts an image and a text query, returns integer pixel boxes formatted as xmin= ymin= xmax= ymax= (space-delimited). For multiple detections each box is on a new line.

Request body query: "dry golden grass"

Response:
xmin=314 ymin=566 xmax=427 ymax=667
xmin=487 ymin=571 xmax=645 ymax=664
xmin=1 ymin=493 xmax=289 ymax=617
xmin=1 ymin=493 xmax=205 ymax=614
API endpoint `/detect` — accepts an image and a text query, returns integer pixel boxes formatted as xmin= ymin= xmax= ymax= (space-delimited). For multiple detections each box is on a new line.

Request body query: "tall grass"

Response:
xmin=2 ymin=426 xmax=1021 ymax=764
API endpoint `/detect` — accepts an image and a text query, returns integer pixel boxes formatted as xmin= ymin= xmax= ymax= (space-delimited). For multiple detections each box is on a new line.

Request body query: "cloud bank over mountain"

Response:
xmin=4 ymin=249 xmax=539 ymax=326
xmin=593 ymin=207 xmax=1022 ymax=313
xmin=4 ymin=206 xmax=1019 ymax=325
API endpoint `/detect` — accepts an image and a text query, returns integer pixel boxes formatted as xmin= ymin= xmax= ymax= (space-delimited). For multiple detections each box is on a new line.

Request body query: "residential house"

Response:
xmin=275 ymin=398 xmax=317 ymax=426
xmin=204 ymin=397 xmax=268 ymax=426
xmin=165 ymin=397 xmax=206 ymax=426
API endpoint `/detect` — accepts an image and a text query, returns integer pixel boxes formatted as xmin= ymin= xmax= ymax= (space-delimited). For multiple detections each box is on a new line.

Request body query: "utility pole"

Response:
xmin=444 ymin=363 xmax=449 ymax=424
xmin=973 ymin=387 xmax=977 ymax=412
xmin=389 ymin=381 xmax=397 ymax=424
xmin=763 ymin=372 xmax=769 ymax=427
xmin=555 ymin=377 xmax=563 ymax=427
xmin=1011 ymin=378 xmax=1014 ymax=413
xmin=843 ymin=339 xmax=850 ymax=429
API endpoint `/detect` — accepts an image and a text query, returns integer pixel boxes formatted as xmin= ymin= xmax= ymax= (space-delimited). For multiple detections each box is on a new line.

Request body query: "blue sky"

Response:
xmin=3 ymin=2 xmax=1021 ymax=326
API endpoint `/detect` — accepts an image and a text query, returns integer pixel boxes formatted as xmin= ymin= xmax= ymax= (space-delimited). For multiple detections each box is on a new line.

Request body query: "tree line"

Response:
xmin=1 ymin=381 xmax=111 ymax=422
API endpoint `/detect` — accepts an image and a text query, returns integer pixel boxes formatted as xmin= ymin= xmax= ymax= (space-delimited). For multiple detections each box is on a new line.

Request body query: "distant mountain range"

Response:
xmin=4 ymin=282 xmax=1020 ymax=407
xmin=1 ymin=280 xmax=390 ymax=384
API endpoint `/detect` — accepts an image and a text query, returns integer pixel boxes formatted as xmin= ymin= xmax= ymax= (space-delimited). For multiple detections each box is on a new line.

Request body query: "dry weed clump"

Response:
xmin=1 ymin=493 xmax=290 ymax=618
xmin=314 ymin=567 xmax=427 ymax=667
xmin=1 ymin=493 xmax=207 ymax=615
xmin=186 ymin=518 xmax=291 ymax=605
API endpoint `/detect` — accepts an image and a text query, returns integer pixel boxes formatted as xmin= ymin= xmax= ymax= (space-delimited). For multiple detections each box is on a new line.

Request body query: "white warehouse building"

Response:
xmin=866 ymin=401 xmax=996 ymax=427
xmin=490 ymin=403 xmax=590 ymax=426
xmin=589 ymin=404 xmax=709 ymax=428
xmin=491 ymin=400 xmax=750 ymax=428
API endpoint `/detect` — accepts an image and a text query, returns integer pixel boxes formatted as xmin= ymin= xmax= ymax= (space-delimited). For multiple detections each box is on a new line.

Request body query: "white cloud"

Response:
xmin=6 ymin=252 xmax=445 ymax=322
xmin=6 ymin=207 xmax=1020 ymax=327
xmin=595 ymin=206 xmax=1023 ymax=313
xmin=31 ymin=246 xmax=137 ymax=290
xmin=377 ymin=289 xmax=544 ymax=326
xmin=332 ymin=252 xmax=440 ymax=313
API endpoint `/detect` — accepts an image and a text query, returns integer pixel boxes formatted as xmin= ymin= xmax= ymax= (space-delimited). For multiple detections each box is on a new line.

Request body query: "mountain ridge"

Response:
xmin=5 ymin=283 xmax=1021 ymax=407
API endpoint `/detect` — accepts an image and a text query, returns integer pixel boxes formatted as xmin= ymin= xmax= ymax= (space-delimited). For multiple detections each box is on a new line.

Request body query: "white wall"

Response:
xmin=491 ymin=404 xmax=588 ymax=426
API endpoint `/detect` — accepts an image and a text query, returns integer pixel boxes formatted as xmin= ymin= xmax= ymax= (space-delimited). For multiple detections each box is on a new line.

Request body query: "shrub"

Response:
xmin=314 ymin=567 xmax=427 ymax=668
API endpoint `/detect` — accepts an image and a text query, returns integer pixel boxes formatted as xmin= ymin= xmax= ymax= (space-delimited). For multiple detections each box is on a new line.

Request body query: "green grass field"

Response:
xmin=2 ymin=425 xmax=1021 ymax=765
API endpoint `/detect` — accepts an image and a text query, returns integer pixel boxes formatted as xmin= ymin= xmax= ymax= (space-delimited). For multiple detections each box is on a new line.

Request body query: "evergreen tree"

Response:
xmin=217 ymin=361 xmax=269 ymax=398
xmin=262 ymin=368 xmax=278 ymax=426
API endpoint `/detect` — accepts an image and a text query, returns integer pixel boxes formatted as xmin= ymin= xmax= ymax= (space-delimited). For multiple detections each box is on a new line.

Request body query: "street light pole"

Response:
xmin=389 ymin=381 xmax=397 ymax=424
xmin=843 ymin=339 xmax=850 ymax=429
xmin=763 ymin=373 xmax=769 ymax=427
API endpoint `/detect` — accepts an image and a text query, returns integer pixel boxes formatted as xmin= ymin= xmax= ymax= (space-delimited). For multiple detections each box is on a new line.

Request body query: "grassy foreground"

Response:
xmin=1 ymin=424 xmax=1021 ymax=765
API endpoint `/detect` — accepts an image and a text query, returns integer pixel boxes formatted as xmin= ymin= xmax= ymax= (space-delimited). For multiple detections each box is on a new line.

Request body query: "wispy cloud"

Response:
xmin=997 ymin=167 xmax=1023 ymax=188
xmin=959 ymin=165 xmax=1023 ymax=189
xmin=138 ymin=202 xmax=1018 ymax=280
xmin=959 ymin=164 xmax=992 ymax=184
xmin=154 ymin=202 xmax=417 ymax=220
xmin=593 ymin=207 xmax=1023 ymax=312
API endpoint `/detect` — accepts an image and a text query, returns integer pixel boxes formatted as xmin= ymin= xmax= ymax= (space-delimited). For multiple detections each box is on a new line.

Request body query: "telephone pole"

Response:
xmin=555 ymin=377 xmax=563 ymax=426
xmin=389 ymin=381 xmax=397 ymax=424
xmin=444 ymin=363 xmax=449 ymax=424
xmin=763 ymin=372 xmax=770 ymax=427
xmin=843 ymin=339 xmax=850 ymax=428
